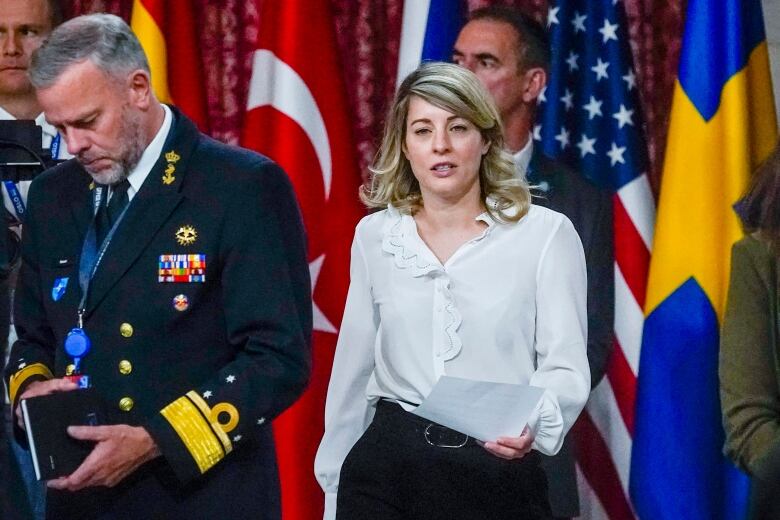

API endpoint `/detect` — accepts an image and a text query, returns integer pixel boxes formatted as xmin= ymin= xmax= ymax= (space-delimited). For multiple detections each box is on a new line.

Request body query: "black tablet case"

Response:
xmin=21 ymin=388 xmax=108 ymax=480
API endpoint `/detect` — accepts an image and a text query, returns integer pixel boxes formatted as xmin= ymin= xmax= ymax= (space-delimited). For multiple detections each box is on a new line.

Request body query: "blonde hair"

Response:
xmin=361 ymin=61 xmax=530 ymax=222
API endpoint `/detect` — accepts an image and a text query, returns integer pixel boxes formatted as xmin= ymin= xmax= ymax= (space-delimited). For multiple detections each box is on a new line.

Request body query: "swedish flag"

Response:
xmin=630 ymin=0 xmax=777 ymax=518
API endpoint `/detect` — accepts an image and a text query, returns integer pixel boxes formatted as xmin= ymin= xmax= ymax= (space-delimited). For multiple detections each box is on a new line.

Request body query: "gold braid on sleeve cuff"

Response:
xmin=8 ymin=363 xmax=53 ymax=406
xmin=160 ymin=392 xmax=234 ymax=474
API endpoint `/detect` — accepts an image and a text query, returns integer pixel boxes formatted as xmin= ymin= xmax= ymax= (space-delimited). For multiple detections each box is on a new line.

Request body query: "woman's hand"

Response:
xmin=483 ymin=426 xmax=534 ymax=460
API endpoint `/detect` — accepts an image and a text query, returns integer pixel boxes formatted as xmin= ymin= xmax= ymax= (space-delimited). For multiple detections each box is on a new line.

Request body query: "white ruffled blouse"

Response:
xmin=315 ymin=204 xmax=591 ymax=519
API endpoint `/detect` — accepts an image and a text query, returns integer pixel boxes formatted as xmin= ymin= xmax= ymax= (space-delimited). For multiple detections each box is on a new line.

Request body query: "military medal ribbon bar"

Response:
xmin=159 ymin=254 xmax=207 ymax=283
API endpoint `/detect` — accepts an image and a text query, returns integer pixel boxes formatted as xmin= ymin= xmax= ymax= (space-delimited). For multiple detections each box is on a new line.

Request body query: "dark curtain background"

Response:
xmin=63 ymin=0 xmax=684 ymax=195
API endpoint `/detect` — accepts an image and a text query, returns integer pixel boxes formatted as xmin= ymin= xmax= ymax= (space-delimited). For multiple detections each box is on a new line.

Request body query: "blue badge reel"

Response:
xmin=64 ymin=328 xmax=91 ymax=388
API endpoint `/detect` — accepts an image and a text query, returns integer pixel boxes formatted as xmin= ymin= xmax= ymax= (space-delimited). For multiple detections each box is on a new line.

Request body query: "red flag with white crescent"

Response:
xmin=240 ymin=2 xmax=364 ymax=518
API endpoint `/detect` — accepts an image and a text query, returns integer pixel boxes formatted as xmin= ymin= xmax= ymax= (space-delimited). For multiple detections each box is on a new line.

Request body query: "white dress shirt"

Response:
xmin=513 ymin=136 xmax=534 ymax=179
xmin=114 ymin=103 xmax=172 ymax=202
xmin=0 ymin=105 xmax=72 ymax=160
xmin=315 ymin=204 xmax=590 ymax=519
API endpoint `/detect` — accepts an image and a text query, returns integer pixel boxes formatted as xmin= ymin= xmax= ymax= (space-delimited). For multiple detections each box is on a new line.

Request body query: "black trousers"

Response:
xmin=337 ymin=400 xmax=552 ymax=520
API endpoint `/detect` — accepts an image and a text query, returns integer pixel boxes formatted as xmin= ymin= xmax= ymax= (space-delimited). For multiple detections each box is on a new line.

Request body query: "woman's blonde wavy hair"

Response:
xmin=361 ymin=61 xmax=530 ymax=222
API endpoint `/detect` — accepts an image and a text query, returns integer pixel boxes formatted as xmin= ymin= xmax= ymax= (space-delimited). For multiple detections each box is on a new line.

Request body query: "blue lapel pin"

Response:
xmin=52 ymin=277 xmax=69 ymax=301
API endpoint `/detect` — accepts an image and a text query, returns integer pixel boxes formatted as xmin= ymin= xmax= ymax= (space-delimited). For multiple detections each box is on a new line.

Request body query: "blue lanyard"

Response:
xmin=2 ymin=181 xmax=25 ymax=222
xmin=50 ymin=133 xmax=61 ymax=160
xmin=3 ymin=133 xmax=63 ymax=224
xmin=76 ymin=185 xmax=132 ymax=317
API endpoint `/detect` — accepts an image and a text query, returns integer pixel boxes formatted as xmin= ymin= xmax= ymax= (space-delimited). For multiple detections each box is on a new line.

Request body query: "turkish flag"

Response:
xmin=240 ymin=1 xmax=364 ymax=519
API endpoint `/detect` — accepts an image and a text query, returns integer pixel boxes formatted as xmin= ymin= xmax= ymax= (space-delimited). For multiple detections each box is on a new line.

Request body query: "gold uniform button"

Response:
xmin=119 ymin=397 xmax=134 ymax=412
xmin=120 ymin=323 xmax=134 ymax=338
xmin=118 ymin=360 xmax=132 ymax=375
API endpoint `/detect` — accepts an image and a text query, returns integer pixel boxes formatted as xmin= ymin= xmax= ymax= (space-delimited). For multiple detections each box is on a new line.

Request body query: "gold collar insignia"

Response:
xmin=162 ymin=149 xmax=180 ymax=185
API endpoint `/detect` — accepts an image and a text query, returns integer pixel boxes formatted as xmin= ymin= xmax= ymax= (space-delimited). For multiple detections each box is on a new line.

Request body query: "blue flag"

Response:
xmin=632 ymin=0 xmax=776 ymax=518
xmin=396 ymin=0 xmax=466 ymax=86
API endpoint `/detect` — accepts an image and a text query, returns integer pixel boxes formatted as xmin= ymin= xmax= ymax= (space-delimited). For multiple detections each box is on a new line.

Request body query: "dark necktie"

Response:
xmin=95 ymin=179 xmax=130 ymax=245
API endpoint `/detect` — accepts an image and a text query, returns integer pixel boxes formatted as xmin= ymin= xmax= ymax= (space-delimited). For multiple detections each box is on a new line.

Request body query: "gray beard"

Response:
xmin=81 ymin=111 xmax=145 ymax=186
xmin=87 ymin=164 xmax=128 ymax=186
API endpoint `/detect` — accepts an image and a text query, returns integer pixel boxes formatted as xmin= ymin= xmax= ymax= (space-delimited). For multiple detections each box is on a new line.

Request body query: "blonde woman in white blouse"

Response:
xmin=315 ymin=62 xmax=590 ymax=520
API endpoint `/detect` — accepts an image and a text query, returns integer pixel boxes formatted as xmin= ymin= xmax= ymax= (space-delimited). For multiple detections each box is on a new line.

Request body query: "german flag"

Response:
xmin=130 ymin=0 xmax=209 ymax=132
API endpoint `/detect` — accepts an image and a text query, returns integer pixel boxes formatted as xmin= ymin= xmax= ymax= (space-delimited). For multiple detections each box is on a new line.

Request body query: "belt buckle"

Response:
xmin=424 ymin=423 xmax=469 ymax=448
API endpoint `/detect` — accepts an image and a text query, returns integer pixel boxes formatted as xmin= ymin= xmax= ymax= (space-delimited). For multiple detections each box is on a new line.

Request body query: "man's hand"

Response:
xmin=483 ymin=426 xmax=534 ymax=460
xmin=47 ymin=425 xmax=161 ymax=491
xmin=15 ymin=378 xmax=79 ymax=429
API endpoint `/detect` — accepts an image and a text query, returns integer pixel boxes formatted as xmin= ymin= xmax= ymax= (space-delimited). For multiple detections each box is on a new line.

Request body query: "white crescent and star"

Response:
xmin=309 ymin=254 xmax=337 ymax=333
xmin=246 ymin=50 xmax=340 ymax=335
xmin=246 ymin=49 xmax=333 ymax=199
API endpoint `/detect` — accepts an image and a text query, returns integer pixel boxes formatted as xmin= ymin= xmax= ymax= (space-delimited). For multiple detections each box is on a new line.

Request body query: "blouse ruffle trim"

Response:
xmin=438 ymin=278 xmax=462 ymax=361
xmin=381 ymin=209 xmax=438 ymax=277
xmin=381 ymin=207 xmax=462 ymax=361
xmin=529 ymin=390 xmax=565 ymax=456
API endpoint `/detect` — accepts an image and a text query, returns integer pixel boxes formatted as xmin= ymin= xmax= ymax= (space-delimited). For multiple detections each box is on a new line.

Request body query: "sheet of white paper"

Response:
xmin=411 ymin=376 xmax=545 ymax=441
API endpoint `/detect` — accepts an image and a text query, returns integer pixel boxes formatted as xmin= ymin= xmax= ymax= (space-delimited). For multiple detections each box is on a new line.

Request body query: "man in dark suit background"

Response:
xmin=454 ymin=7 xmax=614 ymax=519
xmin=4 ymin=13 xmax=311 ymax=519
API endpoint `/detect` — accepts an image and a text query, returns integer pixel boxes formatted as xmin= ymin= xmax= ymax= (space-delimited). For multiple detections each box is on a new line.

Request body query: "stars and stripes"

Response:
xmin=539 ymin=1 xmax=649 ymax=192
xmin=538 ymin=1 xmax=655 ymax=518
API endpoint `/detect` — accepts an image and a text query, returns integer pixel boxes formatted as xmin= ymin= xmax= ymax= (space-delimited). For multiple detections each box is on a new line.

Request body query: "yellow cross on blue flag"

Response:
xmin=631 ymin=0 xmax=777 ymax=518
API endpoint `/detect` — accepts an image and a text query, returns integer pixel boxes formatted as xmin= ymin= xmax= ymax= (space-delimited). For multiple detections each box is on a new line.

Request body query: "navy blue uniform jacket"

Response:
xmin=4 ymin=107 xmax=312 ymax=519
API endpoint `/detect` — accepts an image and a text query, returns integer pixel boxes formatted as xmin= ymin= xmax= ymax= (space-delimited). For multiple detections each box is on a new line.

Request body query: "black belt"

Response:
xmin=376 ymin=399 xmax=478 ymax=448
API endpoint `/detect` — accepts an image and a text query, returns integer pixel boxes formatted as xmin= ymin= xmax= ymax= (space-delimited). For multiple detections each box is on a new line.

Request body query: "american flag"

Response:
xmin=537 ymin=1 xmax=655 ymax=518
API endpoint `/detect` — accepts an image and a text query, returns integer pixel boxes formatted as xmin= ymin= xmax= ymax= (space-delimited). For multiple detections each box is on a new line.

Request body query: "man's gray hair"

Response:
xmin=30 ymin=13 xmax=150 ymax=89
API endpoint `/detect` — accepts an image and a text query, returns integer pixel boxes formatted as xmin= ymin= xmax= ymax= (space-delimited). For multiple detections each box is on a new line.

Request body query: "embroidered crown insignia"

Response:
xmin=165 ymin=150 xmax=181 ymax=163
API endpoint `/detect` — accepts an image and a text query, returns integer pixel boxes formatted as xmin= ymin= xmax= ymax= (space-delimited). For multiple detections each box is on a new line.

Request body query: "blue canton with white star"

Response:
xmin=538 ymin=0 xmax=649 ymax=191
